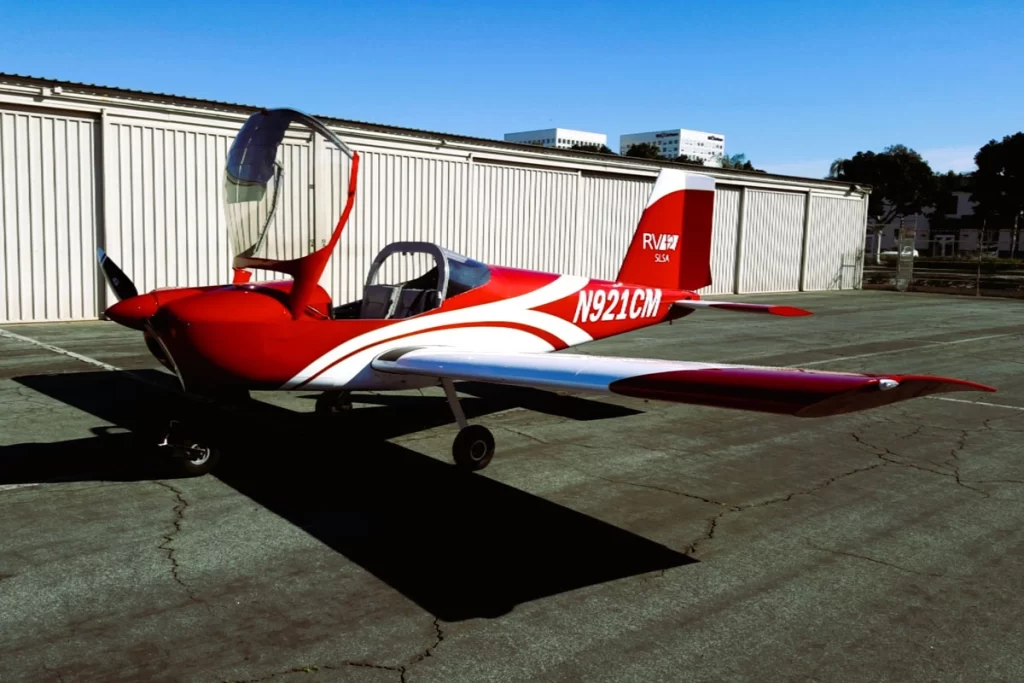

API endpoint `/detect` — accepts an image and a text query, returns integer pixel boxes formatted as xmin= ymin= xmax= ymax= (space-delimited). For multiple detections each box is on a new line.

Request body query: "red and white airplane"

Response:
xmin=98 ymin=108 xmax=994 ymax=475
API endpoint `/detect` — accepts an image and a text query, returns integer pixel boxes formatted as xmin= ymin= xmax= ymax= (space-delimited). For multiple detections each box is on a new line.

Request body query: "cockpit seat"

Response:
xmin=390 ymin=288 xmax=440 ymax=319
xmin=360 ymin=284 xmax=398 ymax=319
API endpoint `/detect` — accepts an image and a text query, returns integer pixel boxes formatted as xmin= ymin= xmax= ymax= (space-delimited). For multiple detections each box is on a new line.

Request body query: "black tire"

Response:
xmin=452 ymin=425 xmax=495 ymax=471
xmin=176 ymin=442 xmax=222 ymax=476
xmin=315 ymin=391 xmax=353 ymax=415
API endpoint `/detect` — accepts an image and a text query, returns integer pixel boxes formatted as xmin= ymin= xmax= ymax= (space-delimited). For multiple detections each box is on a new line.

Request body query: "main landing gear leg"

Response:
xmin=315 ymin=390 xmax=353 ymax=415
xmin=442 ymin=378 xmax=495 ymax=471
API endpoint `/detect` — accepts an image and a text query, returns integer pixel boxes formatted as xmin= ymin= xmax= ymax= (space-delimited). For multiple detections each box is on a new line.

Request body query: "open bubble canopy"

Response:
xmin=223 ymin=108 xmax=355 ymax=269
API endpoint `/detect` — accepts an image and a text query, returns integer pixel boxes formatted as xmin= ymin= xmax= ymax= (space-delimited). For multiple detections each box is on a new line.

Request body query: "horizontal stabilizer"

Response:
xmin=672 ymin=300 xmax=812 ymax=316
xmin=371 ymin=348 xmax=994 ymax=418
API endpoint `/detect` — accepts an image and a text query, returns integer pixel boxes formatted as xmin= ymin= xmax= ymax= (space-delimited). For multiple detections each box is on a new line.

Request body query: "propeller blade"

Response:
xmin=97 ymin=248 xmax=138 ymax=301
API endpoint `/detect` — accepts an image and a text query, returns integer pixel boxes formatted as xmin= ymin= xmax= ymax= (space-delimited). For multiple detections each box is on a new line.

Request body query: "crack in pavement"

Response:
xmin=42 ymin=664 xmax=66 ymax=683
xmin=223 ymin=662 xmax=403 ymax=683
xmin=399 ymin=617 xmax=445 ymax=683
xmin=502 ymin=425 xmax=608 ymax=453
xmin=850 ymin=432 xmax=990 ymax=497
xmin=505 ymin=426 xmax=739 ymax=509
xmin=3 ymin=385 xmax=62 ymax=420
xmin=226 ymin=617 xmax=446 ymax=683
xmin=737 ymin=461 xmax=886 ymax=512
xmin=153 ymin=481 xmax=211 ymax=612
xmin=806 ymin=540 xmax=947 ymax=578
xmin=686 ymin=512 xmax=724 ymax=556
xmin=507 ymin=427 xmax=893 ymax=559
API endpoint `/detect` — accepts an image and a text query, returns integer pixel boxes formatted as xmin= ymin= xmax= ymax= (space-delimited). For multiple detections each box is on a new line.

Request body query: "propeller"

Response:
xmin=97 ymin=248 xmax=138 ymax=301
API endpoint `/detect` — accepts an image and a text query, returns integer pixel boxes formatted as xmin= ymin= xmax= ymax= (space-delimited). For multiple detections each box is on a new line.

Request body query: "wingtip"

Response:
xmin=881 ymin=376 xmax=997 ymax=392
xmin=770 ymin=305 xmax=813 ymax=317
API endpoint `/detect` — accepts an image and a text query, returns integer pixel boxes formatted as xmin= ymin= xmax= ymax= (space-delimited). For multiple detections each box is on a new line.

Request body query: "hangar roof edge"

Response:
xmin=0 ymin=72 xmax=869 ymax=192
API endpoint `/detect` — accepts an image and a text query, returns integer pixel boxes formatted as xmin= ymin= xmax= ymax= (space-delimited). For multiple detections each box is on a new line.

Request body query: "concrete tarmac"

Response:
xmin=1 ymin=290 xmax=1022 ymax=682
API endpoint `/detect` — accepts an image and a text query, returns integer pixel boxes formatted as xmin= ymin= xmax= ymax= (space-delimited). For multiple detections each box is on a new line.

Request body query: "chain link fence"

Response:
xmin=863 ymin=220 xmax=1024 ymax=299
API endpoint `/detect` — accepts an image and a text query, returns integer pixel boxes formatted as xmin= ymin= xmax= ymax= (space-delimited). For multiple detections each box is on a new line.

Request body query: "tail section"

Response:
xmin=615 ymin=169 xmax=715 ymax=291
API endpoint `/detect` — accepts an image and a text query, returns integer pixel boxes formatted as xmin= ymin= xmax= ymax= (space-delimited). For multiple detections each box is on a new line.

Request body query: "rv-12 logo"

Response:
xmin=642 ymin=233 xmax=678 ymax=262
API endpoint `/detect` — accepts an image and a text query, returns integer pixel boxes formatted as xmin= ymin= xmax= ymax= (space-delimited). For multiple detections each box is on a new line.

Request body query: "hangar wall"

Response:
xmin=0 ymin=76 xmax=869 ymax=323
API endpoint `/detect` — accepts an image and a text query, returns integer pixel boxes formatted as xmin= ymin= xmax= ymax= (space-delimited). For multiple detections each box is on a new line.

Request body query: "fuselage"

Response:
xmin=106 ymin=264 xmax=698 ymax=395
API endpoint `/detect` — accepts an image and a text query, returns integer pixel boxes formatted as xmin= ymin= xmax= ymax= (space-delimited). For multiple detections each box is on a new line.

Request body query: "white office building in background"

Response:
xmin=504 ymin=127 xmax=607 ymax=150
xmin=619 ymin=128 xmax=725 ymax=163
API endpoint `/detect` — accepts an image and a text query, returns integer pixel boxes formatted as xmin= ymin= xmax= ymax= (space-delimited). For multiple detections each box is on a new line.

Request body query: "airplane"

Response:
xmin=96 ymin=107 xmax=995 ymax=476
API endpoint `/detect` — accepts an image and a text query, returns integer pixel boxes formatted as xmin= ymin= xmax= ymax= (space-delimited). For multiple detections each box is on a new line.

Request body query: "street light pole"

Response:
xmin=1013 ymin=211 xmax=1021 ymax=260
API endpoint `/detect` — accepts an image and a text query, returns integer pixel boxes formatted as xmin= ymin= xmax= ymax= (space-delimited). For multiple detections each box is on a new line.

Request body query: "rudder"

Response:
xmin=615 ymin=169 xmax=715 ymax=291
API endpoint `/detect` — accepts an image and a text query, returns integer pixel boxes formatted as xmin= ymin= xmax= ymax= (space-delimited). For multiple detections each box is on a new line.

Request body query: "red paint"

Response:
xmin=98 ymin=109 xmax=994 ymax=416
xmin=232 ymin=152 xmax=361 ymax=320
xmin=615 ymin=187 xmax=714 ymax=291
xmin=706 ymin=303 xmax=811 ymax=316
xmin=609 ymin=368 xmax=995 ymax=417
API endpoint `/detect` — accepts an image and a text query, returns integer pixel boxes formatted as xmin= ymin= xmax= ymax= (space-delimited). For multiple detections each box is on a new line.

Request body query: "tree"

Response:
xmin=829 ymin=144 xmax=938 ymax=223
xmin=570 ymin=142 xmax=614 ymax=154
xmin=713 ymin=152 xmax=763 ymax=172
xmin=971 ymin=132 xmax=1024 ymax=257
xmin=624 ymin=142 xmax=664 ymax=160
xmin=829 ymin=144 xmax=938 ymax=262
xmin=673 ymin=154 xmax=704 ymax=165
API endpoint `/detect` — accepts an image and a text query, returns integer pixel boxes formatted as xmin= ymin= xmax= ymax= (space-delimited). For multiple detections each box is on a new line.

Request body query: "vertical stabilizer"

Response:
xmin=615 ymin=169 xmax=715 ymax=291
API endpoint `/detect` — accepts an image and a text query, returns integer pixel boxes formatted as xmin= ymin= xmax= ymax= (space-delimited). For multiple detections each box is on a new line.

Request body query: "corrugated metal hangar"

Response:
xmin=0 ymin=73 xmax=870 ymax=324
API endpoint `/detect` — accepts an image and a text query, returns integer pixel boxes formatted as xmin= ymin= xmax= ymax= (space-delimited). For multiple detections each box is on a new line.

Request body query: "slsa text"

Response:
xmin=572 ymin=287 xmax=663 ymax=323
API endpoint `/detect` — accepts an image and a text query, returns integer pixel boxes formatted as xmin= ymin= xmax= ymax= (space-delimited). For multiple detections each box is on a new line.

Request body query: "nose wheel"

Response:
xmin=442 ymin=378 xmax=495 ymax=471
xmin=157 ymin=419 xmax=222 ymax=476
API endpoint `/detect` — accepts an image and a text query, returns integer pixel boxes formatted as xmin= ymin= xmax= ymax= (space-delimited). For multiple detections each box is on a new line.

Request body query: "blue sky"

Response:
xmin=1 ymin=0 xmax=1020 ymax=178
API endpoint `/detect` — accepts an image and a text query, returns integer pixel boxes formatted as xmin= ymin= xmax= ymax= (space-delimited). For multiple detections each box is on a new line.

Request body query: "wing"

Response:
xmin=371 ymin=348 xmax=995 ymax=418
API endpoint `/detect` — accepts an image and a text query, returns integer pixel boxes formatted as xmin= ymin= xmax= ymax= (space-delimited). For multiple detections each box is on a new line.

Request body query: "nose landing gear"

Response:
xmin=157 ymin=419 xmax=222 ymax=476
xmin=442 ymin=378 xmax=495 ymax=471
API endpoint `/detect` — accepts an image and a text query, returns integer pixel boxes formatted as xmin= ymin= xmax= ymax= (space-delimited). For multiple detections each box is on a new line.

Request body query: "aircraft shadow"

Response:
xmin=296 ymin=381 xmax=644 ymax=422
xmin=8 ymin=370 xmax=693 ymax=621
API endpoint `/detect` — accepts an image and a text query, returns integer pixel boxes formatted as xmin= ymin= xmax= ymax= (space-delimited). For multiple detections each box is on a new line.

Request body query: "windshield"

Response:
xmin=223 ymin=108 xmax=353 ymax=266
xmin=446 ymin=254 xmax=490 ymax=296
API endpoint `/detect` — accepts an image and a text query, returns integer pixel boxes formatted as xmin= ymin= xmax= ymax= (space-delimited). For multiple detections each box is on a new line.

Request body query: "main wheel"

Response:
xmin=315 ymin=391 xmax=353 ymax=415
xmin=452 ymin=425 xmax=495 ymax=471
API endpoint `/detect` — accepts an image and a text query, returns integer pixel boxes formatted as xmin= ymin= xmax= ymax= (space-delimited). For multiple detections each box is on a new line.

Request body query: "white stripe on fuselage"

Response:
xmin=282 ymin=274 xmax=592 ymax=388
xmin=301 ymin=326 xmax=560 ymax=390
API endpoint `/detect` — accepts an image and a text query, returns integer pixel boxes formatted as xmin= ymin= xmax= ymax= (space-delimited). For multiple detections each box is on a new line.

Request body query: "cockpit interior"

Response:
xmin=331 ymin=241 xmax=491 ymax=320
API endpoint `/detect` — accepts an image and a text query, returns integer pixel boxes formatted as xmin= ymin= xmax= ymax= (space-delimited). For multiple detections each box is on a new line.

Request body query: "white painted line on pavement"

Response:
xmin=0 ymin=483 xmax=42 ymax=492
xmin=793 ymin=333 xmax=1018 ymax=367
xmin=927 ymin=396 xmax=1024 ymax=412
xmin=0 ymin=327 xmax=121 ymax=371
xmin=0 ymin=327 xmax=179 ymax=395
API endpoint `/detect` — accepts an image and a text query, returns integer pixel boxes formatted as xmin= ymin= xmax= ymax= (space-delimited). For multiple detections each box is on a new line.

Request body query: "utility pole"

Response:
xmin=976 ymin=218 xmax=985 ymax=297
xmin=1013 ymin=211 xmax=1021 ymax=261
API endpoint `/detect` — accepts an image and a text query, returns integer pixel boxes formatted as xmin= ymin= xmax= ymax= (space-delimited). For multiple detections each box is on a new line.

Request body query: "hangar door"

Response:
xmin=103 ymin=118 xmax=316 ymax=299
xmin=576 ymin=173 xmax=652 ymax=282
xmin=469 ymin=162 xmax=578 ymax=274
xmin=0 ymin=107 xmax=99 ymax=323
xmin=698 ymin=186 xmax=741 ymax=295
xmin=320 ymin=147 xmax=471 ymax=305
xmin=804 ymin=195 xmax=865 ymax=290
xmin=739 ymin=189 xmax=806 ymax=293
